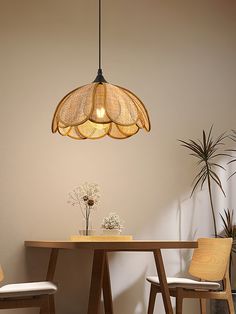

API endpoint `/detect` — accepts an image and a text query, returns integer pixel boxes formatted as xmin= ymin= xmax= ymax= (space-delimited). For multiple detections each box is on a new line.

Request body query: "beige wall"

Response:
xmin=0 ymin=0 xmax=236 ymax=313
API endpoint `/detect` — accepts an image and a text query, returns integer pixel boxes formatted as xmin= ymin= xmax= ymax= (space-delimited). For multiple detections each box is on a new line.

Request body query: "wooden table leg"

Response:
xmin=102 ymin=253 xmax=113 ymax=314
xmin=46 ymin=248 xmax=59 ymax=314
xmin=87 ymin=250 xmax=105 ymax=314
xmin=153 ymin=250 xmax=173 ymax=314
xmin=46 ymin=248 xmax=59 ymax=281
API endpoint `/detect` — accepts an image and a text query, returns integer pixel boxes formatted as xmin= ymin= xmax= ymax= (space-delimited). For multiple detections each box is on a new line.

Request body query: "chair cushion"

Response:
xmin=146 ymin=276 xmax=220 ymax=290
xmin=0 ymin=281 xmax=57 ymax=298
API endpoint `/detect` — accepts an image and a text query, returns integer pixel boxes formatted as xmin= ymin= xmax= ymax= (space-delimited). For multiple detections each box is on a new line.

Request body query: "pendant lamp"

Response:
xmin=51 ymin=0 xmax=150 ymax=140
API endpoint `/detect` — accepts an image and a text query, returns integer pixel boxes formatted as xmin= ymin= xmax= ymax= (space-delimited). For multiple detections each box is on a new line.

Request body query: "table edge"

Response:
xmin=24 ymin=240 xmax=198 ymax=250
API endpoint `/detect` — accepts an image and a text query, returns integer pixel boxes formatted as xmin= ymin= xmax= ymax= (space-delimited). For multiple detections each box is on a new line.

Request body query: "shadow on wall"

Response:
xmin=25 ymin=248 xmax=93 ymax=314
xmin=177 ymin=195 xmax=198 ymax=274
xmin=25 ymin=249 xmax=148 ymax=314
xmin=107 ymin=269 xmax=147 ymax=314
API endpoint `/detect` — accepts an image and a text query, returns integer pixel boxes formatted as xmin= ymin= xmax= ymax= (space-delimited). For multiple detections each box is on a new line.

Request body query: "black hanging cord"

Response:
xmin=99 ymin=0 xmax=101 ymax=70
xmin=93 ymin=0 xmax=107 ymax=82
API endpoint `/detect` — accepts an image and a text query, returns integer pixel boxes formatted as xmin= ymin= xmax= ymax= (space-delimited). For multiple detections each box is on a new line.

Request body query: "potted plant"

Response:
xmin=179 ymin=126 xmax=228 ymax=237
xmin=210 ymin=209 xmax=236 ymax=313
xmin=180 ymin=127 xmax=236 ymax=313
xmin=101 ymin=212 xmax=123 ymax=235
xmin=222 ymin=129 xmax=236 ymax=310
xmin=219 ymin=210 xmax=236 ymax=283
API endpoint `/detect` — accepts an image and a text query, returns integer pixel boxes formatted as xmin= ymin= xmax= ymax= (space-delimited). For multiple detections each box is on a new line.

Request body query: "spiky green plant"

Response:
xmin=219 ymin=209 xmax=236 ymax=284
xmin=179 ymin=126 xmax=229 ymax=238
xmin=220 ymin=209 xmax=236 ymax=253
xmin=227 ymin=129 xmax=236 ymax=179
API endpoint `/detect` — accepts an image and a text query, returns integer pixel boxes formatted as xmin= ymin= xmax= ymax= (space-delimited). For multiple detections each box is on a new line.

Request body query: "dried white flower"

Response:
xmin=68 ymin=182 xmax=100 ymax=209
xmin=101 ymin=212 xmax=123 ymax=230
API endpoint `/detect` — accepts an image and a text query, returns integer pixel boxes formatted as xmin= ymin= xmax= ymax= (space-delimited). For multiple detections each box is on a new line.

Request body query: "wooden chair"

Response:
xmin=0 ymin=264 xmax=57 ymax=313
xmin=146 ymin=238 xmax=235 ymax=314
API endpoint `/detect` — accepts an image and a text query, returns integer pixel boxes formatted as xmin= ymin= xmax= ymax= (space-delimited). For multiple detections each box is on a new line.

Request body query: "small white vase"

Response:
xmin=102 ymin=229 xmax=121 ymax=236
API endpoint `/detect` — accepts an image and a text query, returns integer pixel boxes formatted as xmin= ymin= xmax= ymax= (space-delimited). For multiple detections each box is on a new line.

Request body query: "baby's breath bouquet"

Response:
xmin=102 ymin=213 xmax=123 ymax=231
xmin=68 ymin=182 xmax=100 ymax=235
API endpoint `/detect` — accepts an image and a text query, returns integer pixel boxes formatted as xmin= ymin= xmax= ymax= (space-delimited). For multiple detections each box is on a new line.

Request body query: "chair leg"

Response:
xmin=176 ymin=288 xmax=183 ymax=314
xmin=147 ymin=284 xmax=157 ymax=314
xmin=40 ymin=296 xmax=50 ymax=314
xmin=49 ymin=295 xmax=55 ymax=314
xmin=226 ymin=293 xmax=235 ymax=314
xmin=199 ymin=299 xmax=207 ymax=314
xmin=224 ymin=270 xmax=235 ymax=314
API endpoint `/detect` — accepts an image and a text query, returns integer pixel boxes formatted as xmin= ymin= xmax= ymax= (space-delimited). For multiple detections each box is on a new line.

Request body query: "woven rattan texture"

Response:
xmin=52 ymin=82 xmax=150 ymax=139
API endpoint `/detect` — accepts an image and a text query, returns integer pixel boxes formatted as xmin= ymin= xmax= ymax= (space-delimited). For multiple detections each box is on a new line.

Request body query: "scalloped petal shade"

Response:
xmin=52 ymin=82 xmax=150 ymax=140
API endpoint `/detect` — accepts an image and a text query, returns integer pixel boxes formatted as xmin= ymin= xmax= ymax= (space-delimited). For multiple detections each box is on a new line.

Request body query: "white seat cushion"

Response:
xmin=0 ymin=281 xmax=57 ymax=298
xmin=146 ymin=276 xmax=220 ymax=291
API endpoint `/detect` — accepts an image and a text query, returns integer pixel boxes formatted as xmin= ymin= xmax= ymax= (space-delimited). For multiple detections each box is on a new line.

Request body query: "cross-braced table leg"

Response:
xmin=46 ymin=248 xmax=59 ymax=314
xmin=87 ymin=250 xmax=114 ymax=314
xmin=87 ymin=250 xmax=105 ymax=314
xmin=153 ymin=250 xmax=173 ymax=314
xmin=103 ymin=253 xmax=113 ymax=314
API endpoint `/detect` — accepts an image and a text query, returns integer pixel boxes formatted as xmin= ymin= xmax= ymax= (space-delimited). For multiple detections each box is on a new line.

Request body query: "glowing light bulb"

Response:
xmin=96 ymin=107 xmax=105 ymax=119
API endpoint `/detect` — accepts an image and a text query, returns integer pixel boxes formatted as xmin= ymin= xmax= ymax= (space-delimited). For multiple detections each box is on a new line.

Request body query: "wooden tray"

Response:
xmin=70 ymin=235 xmax=133 ymax=242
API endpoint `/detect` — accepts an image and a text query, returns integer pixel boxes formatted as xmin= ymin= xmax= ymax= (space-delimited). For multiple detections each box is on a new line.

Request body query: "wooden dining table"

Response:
xmin=24 ymin=240 xmax=197 ymax=314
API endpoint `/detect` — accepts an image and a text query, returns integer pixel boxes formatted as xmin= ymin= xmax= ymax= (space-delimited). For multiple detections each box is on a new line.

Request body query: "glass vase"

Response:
xmin=79 ymin=216 xmax=96 ymax=236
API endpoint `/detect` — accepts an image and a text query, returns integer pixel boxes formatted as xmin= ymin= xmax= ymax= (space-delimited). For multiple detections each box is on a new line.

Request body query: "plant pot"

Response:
xmin=210 ymin=290 xmax=236 ymax=313
xmin=102 ymin=229 xmax=121 ymax=236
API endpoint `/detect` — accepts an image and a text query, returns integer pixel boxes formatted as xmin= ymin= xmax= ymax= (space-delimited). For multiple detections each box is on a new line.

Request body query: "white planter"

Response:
xmin=102 ymin=229 xmax=121 ymax=236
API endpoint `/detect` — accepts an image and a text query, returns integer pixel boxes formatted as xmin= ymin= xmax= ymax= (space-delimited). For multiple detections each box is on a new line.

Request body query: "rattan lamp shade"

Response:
xmin=52 ymin=0 xmax=151 ymax=140
xmin=52 ymin=82 xmax=150 ymax=140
